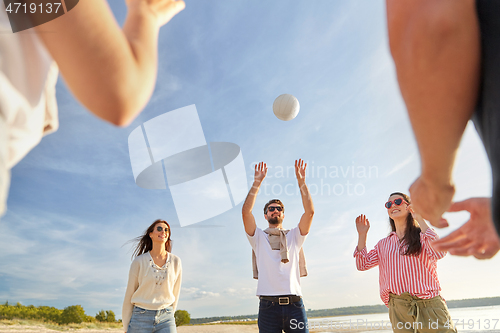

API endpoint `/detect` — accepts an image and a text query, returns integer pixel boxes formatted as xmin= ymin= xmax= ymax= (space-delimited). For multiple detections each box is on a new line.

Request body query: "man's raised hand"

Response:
xmin=254 ymin=162 xmax=267 ymax=184
xmin=295 ymin=159 xmax=307 ymax=182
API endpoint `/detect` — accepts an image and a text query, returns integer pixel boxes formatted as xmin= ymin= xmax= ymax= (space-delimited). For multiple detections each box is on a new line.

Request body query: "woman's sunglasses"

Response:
xmin=385 ymin=198 xmax=408 ymax=209
xmin=156 ymin=226 xmax=170 ymax=233
xmin=267 ymin=206 xmax=283 ymax=212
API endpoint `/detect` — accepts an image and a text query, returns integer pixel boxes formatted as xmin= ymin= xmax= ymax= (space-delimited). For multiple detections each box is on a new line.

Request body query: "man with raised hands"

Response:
xmin=242 ymin=159 xmax=314 ymax=333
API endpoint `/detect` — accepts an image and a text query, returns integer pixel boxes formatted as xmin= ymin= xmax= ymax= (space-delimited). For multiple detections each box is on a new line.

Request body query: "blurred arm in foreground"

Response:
xmin=387 ymin=0 xmax=500 ymax=258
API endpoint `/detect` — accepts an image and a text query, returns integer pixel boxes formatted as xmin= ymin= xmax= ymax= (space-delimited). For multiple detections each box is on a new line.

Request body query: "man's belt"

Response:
xmin=259 ymin=295 xmax=302 ymax=305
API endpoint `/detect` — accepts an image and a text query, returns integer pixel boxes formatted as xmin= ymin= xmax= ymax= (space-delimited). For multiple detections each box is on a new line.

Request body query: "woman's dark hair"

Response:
xmin=132 ymin=219 xmax=172 ymax=259
xmin=388 ymin=192 xmax=422 ymax=256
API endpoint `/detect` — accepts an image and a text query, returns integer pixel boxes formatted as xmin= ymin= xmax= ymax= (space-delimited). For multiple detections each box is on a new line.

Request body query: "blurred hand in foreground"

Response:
xmin=125 ymin=0 xmax=186 ymax=28
xmin=409 ymin=176 xmax=455 ymax=228
xmin=432 ymin=198 xmax=500 ymax=259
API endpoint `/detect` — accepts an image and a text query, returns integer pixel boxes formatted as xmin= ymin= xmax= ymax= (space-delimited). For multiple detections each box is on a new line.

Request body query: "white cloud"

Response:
xmin=181 ymin=287 xmax=220 ymax=300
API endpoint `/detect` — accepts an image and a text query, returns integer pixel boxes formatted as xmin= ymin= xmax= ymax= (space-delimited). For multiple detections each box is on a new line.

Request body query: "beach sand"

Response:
xmin=0 ymin=323 xmax=366 ymax=332
xmin=178 ymin=324 xmax=259 ymax=332
xmin=0 ymin=324 xmax=260 ymax=333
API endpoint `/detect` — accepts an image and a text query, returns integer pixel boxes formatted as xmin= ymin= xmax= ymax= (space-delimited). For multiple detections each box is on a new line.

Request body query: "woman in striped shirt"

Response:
xmin=354 ymin=192 xmax=457 ymax=333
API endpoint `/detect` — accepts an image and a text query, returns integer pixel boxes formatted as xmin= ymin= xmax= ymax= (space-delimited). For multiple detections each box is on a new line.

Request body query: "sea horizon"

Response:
xmin=307 ymin=305 xmax=500 ymax=333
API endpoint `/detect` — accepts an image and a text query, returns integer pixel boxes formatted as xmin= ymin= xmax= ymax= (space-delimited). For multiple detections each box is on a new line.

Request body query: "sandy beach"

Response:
xmin=0 ymin=323 xmax=366 ymax=333
xmin=0 ymin=324 xmax=260 ymax=333
xmin=178 ymin=324 xmax=259 ymax=333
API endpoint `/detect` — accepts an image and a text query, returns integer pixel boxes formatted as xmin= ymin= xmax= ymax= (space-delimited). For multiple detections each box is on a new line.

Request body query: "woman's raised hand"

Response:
xmin=408 ymin=204 xmax=423 ymax=222
xmin=355 ymin=214 xmax=370 ymax=235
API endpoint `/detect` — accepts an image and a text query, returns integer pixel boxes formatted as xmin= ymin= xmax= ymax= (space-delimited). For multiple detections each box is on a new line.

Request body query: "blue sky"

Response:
xmin=1 ymin=0 xmax=499 ymax=319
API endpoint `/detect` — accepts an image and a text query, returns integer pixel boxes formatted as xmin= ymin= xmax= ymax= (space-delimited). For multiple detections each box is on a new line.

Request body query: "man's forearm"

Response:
xmin=387 ymin=0 xmax=480 ymax=184
xmin=297 ymin=179 xmax=314 ymax=235
xmin=242 ymin=180 xmax=262 ymax=214
xmin=242 ymin=180 xmax=261 ymax=236
xmin=298 ymin=180 xmax=314 ymax=215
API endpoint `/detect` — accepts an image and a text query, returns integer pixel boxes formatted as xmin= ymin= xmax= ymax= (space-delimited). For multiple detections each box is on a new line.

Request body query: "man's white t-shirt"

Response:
xmin=247 ymin=226 xmax=306 ymax=296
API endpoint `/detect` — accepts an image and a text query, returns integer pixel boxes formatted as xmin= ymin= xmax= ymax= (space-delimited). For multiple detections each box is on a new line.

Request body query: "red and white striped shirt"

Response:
xmin=354 ymin=228 xmax=446 ymax=306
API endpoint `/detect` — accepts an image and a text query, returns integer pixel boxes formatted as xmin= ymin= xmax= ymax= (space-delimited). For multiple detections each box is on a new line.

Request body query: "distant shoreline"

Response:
xmin=190 ymin=296 xmax=500 ymax=324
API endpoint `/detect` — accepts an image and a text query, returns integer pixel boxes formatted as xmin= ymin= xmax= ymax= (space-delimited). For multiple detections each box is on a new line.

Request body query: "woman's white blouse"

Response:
xmin=122 ymin=252 xmax=182 ymax=331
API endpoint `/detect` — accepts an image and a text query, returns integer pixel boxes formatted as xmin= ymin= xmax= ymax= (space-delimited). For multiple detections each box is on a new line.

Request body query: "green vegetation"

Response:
xmin=174 ymin=309 xmax=190 ymax=326
xmin=60 ymin=305 xmax=87 ymax=324
xmin=0 ymin=301 xmax=118 ymax=326
xmin=0 ymin=301 xmax=191 ymax=329
xmin=0 ymin=318 xmax=122 ymax=331
xmin=95 ymin=309 xmax=116 ymax=322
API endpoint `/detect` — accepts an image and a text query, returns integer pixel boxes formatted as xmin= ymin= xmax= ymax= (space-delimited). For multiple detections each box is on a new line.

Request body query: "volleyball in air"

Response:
xmin=273 ymin=94 xmax=300 ymax=121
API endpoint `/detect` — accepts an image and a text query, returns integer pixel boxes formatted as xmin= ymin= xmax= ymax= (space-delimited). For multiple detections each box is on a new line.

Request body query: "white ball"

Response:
xmin=273 ymin=94 xmax=300 ymax=121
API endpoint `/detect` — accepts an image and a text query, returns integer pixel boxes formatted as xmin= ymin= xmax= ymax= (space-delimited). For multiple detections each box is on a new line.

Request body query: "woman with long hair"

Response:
xmin=354 ymin=192 xmax=456 ymax=333
xmin=122 ymin=219 xmax=182 ymax=333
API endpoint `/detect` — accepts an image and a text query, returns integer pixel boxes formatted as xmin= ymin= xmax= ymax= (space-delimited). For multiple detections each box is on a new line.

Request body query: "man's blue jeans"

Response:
xmin=258 ymin=298 xmax=309 ymax=333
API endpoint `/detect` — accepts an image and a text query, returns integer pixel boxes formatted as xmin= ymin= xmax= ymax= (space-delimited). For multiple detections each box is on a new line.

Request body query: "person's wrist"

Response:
xmin=420 ymin=170 xmax=455 ymax=191
xmin=126 ymin=0 xmax=161 ymax=28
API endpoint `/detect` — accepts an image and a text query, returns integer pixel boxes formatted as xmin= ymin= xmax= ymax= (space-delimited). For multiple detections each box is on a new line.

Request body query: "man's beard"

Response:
xmin=268 ymin=216 xmax=283 ymax=225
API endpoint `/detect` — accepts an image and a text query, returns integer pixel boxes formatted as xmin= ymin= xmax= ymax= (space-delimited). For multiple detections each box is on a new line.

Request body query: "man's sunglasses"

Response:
xmin=267 ymin=206 xmax=283 ymax=212
xmin=385 ymin=198 xmax=408 ymax=209
xmin=156 ymin=226 xmax=170 ymax=233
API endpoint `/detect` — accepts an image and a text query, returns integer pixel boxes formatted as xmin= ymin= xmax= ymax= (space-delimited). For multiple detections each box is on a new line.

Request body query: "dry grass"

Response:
xmin=0 ymin=319 xmax=123 ymax=332
xmin=0 ymin=319 xmax=368 ymax=333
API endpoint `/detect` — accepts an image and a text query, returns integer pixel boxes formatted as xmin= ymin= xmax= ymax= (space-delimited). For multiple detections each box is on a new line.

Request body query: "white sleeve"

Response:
xmin=171 ymin=257 xmax=182 ymax=312
xmin=122 ymin=259 xmax=140 ymax=331
xmin=291 ymin=226 xmax=307 ymax=249
xmin=246 ymin=227 xmax=262 ymax=251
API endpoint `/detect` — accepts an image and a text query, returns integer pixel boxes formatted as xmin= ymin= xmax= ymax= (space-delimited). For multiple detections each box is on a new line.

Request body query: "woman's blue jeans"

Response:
xmin=258 ymin=298 xmax=309 ymax=333
xmin=127 ymin=306 xmax=176 ymax=333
